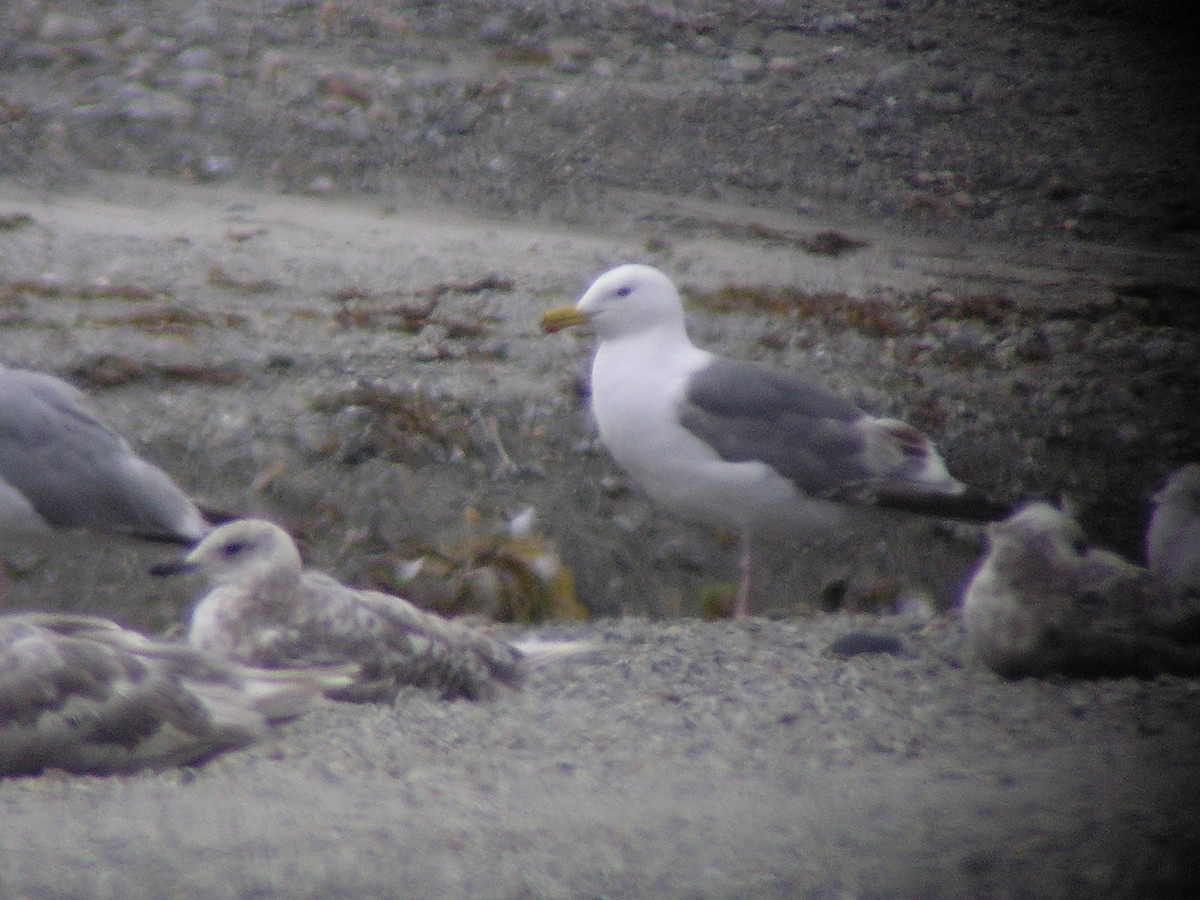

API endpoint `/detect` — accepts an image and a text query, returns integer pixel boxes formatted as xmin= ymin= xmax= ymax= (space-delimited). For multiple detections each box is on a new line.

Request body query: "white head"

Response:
xmin=541 ymin=264 xmax=687 ymax=342
xmin=176 ymin=519 xmax=304 ymax=588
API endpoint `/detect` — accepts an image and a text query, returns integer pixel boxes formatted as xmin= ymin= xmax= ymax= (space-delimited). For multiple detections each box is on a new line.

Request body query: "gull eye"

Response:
xmin=220 ymin=541 xmax=247 ymax=558
xmin=616 ymin=285 xmax=632 ymax=298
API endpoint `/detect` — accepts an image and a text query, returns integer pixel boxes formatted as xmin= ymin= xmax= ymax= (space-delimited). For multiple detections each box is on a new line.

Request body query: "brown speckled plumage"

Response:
xmin=160 ymin=519 xmax=588 ymax=701
xmin=0 ymin=612 xmax=350 ymax=776
xmin=962 ymin=502 xmax=1200 ymax=678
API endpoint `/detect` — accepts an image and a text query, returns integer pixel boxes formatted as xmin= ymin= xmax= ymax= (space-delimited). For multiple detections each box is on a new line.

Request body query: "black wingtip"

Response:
xmin=874 ymin=488 xmax=1013 ymax=523
xmin=149 ymin=558 xmax=197 ymax=578
xmin=197 ymin=502 xmax=239 ymax=527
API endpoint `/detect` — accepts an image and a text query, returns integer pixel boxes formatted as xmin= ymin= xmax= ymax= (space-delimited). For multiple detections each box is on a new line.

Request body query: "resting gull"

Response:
xmin=1 ymin=362 xmax=211 ymax=548
xmin=154 ymin=519 xmax=589 ymax=702
xmin=540 ymin=264 xmax=1006 ymax=615
xmin=962 ymin=501 xmax=1200 ymax=678
xmin=0 ymin=612 xmax=352 ymax=776
xmin=1146 ymin=463 xmax=1200 ymax=598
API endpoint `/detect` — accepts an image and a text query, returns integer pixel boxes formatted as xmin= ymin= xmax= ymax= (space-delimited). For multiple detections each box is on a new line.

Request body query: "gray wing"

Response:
xmin=679 ymin=358 xmax=867 ymax=494
xmin=0 ymin=366 xmax=205 ymax=541
xmin=679 ymin=358 xmax=1007 ymax=520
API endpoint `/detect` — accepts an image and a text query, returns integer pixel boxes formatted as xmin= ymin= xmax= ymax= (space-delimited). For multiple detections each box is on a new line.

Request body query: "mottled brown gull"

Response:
xmin=154 ymin=519 xmax=589 ymax=702
xmin=0 ymin=612 xmax=351 ymax=777
xmin=962 ymin=501 xmax=1200 ymax=678
xmin=540 ymin=264 xmax=1006 ymax=616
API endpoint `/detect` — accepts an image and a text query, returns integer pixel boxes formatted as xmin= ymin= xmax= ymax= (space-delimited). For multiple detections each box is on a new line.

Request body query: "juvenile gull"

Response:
xmin=1146 ymin=463 xmax=1200 ymax=598
xmin=0 ymin=362 xmax=211 ymax=546
xmin=540 ymin=264 xmax=1005 ymax=615
xmin=962 ymin=501 xmax=1200 ymax=678
xmin=155 ymin=519 xmax=589 ymax=702
xmin=0 ymin=612 xmax=352 ymax=776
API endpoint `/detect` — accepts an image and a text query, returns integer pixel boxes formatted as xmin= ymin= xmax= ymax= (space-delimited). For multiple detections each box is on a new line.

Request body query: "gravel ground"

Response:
xmin=1 ymin=1 xmax=1199 ymax=896
xmin=3 ymin=617 xmax=1199 ymax=898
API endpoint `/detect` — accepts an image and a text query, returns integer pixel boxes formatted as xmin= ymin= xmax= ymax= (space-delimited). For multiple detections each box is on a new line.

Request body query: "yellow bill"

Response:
xmin=539 ymin=305 xmax=593 ymax=333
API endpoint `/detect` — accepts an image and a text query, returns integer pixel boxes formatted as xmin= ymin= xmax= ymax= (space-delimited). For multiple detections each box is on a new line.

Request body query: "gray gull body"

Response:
xmin=0 ymin=362 xmax=210 ymax=546
xmin=1146 ymin=463 xmax=1200 ymax=597
xmin=0 ymin=612 xmax=351 ymax=776
xmin=962 ymin=501 xmax=1200 ymax=679
xmin=156 ymin=519 xmax=588 ymax=702
xmin=541 ymin=264 xmax=1005 ymax=615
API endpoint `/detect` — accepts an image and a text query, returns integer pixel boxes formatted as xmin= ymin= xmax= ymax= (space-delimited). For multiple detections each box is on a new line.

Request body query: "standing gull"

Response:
xmin=1 ymin=362 xmax=211 ymax=548
xmin=962 ymin=501 xmax=1200 ymax=678
xmin=0 ymin=612 xmax=352 ymax=776
xmin=540 ymin=264 xmax=1005 ymax=616
xmin=154 ymin=519 xmax=589 ymax=702
xmin=1146 ymin=463 xmax=1200 ymax=598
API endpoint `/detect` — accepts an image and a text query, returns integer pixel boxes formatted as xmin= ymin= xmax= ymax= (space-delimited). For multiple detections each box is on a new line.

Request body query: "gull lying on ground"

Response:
xmin=0 ymin=612 xmax=352 ymax=776
xmin=540 ymin=264 xmax=1006 ymax=616
xmin=1146 ymin=463 xmax=1200 ymax=598
xmin=1 ymin=362 xmax=213 ymax=549
xmin=962 ymin=501 xmax=1200 ymax=678
xmin=154 ymin=519 xmax=590 ymax=702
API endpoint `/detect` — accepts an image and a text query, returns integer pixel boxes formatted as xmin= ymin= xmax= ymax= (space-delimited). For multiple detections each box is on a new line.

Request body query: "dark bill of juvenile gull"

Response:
xmin=539 ymin=263 xmax=1008 ymax=616
xmin=962 ymin=501 xmax=1200 ymax=679
xmin=1 ymin=362 xmax=213 ymax=547
xmin=1146 ymin=463 xmax=1200 ymax=598
xmin=152 ymin=519 xmax=591 ymax=702
xmin=0 ymin=612 xmax=353 ymax=777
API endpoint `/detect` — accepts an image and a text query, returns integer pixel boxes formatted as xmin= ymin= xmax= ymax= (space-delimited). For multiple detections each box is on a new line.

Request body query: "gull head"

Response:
xmin=986 ymin=501 xmax=1084 ymax=555
xmin=540 ymin=264 xmax=686 ymax=341
xmin=157 ymin=518 xmax=304 ymax=588
xmin=985 ymin=500 xmax=1141 ymax=578
xmin=1153 ymin=463 xmax=1200 ymax=512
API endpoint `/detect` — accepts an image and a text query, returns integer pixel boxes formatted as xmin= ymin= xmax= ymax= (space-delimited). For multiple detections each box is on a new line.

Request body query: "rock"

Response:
xmin=874 ymin=60 xmax=915 ymax=90
xmin=122 ymin=88 xmax=195 ymax=124
xmin=727 ymin=51 xmax=764 ymax=77
xmin=765 ymin=55 xmax=802 ymax=75
xmin=1074 ymin=193 xmax=1109 ymax=220
xmin=177 ymin=68 xmax=225 ymax=94
xmin=817 ymin=12 xmax=860 ymax=34
xmin=906 ymin=31 xmax=940 ymax=51
xmin=478 ymin=14 xmax=514 ymax=45
xmin=115 ymin=25 xmax=152 ymax=54
xmin=970 ymin=72 xmax=1007 ymax=104
xmin=919 ymin=90 xmax=967 ymax=114
xmin=197 ymin=154 xmax=235 ymax=181
xmin=176 ymin=46 xmax=216 ymax=68
xmin=39 ymin=14 xmax=105 ymax=43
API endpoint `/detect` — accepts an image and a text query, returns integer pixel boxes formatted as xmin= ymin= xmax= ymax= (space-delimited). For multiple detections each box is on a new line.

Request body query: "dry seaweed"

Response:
xmin=747 ymin=224 xmax=871 ymax=257
xmin=378 ymin=508 xmax=588 ymax=623
xmin=206 ymin=265 xmax=283 ymax=294
xmin=91 ymin=305 xmax=248 ymax=335
xmin=310 ymin=383 xmax=476 ymax=464
xmin=0 ymin=212 xmax=35 ymax=231
xmin=67 ymin=354 xmax=250 ymax=389
xmin=0 ymin=277 xmax=166 ymax=302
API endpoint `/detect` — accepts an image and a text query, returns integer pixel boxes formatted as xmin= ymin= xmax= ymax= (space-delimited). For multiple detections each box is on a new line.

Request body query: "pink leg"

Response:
xmin=735 ymin=533 xmax=754 ymax=617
